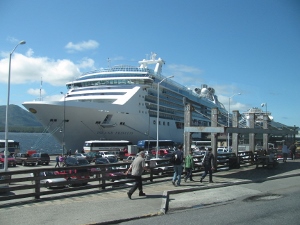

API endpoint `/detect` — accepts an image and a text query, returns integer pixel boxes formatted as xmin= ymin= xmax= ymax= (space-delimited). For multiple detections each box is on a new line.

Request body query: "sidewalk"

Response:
xmin=0 ymin=160 xmax=299 ymax=225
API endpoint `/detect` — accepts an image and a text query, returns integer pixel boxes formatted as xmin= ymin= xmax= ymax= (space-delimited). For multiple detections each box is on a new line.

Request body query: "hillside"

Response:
xmin=0 ymin=104 xmax=43 ymax=132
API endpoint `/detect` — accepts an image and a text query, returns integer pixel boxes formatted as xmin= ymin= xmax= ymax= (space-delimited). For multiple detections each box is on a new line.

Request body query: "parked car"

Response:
xmin=162 ymin=153 xmax=173 ymax=160
xmin=31 ymin=153 xmax=50 ymax=165
xmin=64 ymin=157 xmax=90 ymax=167
xmin=123 ymin=156 xmax=136 ymax=163
xmin=15 ymin=153 xmax=38 ymax=166
xmin=65 ymin=169 xmax=90 ymax=186
xmin=75 ymin=153 xmax=86 ymax=158
xmin=31 ymin=171 xmax=67 ymax=188
xmin=95 ymin=157 xmax=110 ymax=165
xmin=0 ymin=154 xmax=16 ymax=167
xmin=107 ymin=156 xmax=118 ymax=163
xmin=105 ymin=167 xmax=127 ymax=182
xmin=151 ymin=149 xmax=172 ymax=156
xmin=62 ymin=157 xmax=90 ymax=185
xmin=84 ymin=152 xmax=98 ymax=162
xmin=91 ymin=166 xmax=127 ymax=181
xmin=149 ymin=158 xmax=173 ymax=175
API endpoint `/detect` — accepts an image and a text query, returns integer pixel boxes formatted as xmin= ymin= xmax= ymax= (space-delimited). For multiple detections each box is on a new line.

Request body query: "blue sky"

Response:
xmin=0 ymin=0 xmax=299 ymax=128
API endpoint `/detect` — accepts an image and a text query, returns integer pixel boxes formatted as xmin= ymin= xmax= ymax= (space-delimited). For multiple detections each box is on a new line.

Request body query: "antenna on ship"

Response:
xmin=107 ymin=58 xmax=111 ymax=68
xmin=39 ymin=77 xmax=43 ymax=101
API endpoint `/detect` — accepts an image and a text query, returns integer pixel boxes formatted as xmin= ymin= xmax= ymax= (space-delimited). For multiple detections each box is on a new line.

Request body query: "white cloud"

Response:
xmin=65 ymin=40 xmax=99 ymax=52
xmin=0 ymin=52 xmax=96 ymax=86
xmin=77 ymin=57 xmax=96 ymax=69
xmin=26 ymin=48 xmax=34 ymax=57
xmin=27 ymin=88 xmax=46 ymax=96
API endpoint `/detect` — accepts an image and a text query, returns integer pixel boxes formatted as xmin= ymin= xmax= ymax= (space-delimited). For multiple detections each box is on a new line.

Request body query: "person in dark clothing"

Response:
xmin=289 ymin=143 xmax=297 ymax=160
xmin=200 ymin=147 xmax=215 ymax=183
xmin=171 ymin=144 xmax=184 ymax=186
xmin=55 ymin=155 xmax=60 ymax=168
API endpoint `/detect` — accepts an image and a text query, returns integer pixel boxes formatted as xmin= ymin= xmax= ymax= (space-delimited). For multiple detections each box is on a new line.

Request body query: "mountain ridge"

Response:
xmin=0 ymin=104 xmax=43 ymax=132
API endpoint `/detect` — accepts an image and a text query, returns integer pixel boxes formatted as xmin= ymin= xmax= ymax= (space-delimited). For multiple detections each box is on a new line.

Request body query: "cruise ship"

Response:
xmin=23 ymin=53 xmax=228 ymax=152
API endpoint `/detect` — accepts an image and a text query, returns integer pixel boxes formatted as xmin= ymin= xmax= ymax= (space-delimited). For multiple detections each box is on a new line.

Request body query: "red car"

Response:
xmin=55 ymin=169 xmax=89 ymax=186
xmin=151 ymin=149 xmax=171 ymax=156
xmin=0 ymin=154 xmax=16 ymax=167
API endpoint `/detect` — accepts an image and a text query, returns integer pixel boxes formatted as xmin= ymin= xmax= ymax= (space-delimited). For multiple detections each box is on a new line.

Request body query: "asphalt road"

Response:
xmin=120 ymin=176 xmax=300 ymax=225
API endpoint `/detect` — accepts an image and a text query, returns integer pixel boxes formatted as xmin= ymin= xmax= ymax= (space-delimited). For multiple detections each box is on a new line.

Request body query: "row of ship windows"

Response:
xmin=67 ymin=79 xmax=152 ymax=88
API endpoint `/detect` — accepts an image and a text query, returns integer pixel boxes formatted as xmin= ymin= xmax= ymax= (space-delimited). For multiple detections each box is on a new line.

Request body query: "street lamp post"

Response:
xmin=60 ymin=92 xmax=66 ymax=156
xmin=4 ymin=41 xmax=26 ymax=171
xmin=156 ymin=75 xmax=174 ymax=158
xmin=227 ymin=93 xmax=241 ymax=149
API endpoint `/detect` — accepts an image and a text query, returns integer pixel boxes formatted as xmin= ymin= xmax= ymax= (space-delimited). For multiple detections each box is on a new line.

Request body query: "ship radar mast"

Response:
xmin=139 ymin=52 xmax=165 ymax=75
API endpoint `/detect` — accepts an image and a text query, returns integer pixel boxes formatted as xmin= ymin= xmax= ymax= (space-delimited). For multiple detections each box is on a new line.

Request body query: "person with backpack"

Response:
xmin=171 ymin=144 xmax=184 ymax=187
xmin=200 ymin=147 xmax=215 ymax=183
xmin=184 ymin=149 xmax=194 ymax=182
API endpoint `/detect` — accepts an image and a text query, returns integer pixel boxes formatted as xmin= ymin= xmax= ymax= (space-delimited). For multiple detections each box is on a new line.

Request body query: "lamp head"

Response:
xmin=19 ymin=40 xmax=26 ymax=45
xmin=261 ymin=103 xmax=265 ymax=107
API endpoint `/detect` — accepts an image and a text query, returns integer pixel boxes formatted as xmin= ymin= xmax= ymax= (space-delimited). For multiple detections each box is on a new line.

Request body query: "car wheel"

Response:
xmin=45 ymin=181 xmax=50 ymax=189
xmin=22 ymin=161 xmax=26 ymax=166
xmin=45 ymin=162 xmax=49 ymax=165
xmin=13 ymin=164 xmax=16 ymax=167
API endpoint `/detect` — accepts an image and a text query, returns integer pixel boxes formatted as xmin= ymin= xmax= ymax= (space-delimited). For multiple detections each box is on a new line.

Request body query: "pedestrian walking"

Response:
xmin=55 ymin=155 xmax=60 ymax=168
xmin=125 ymin=151 xmax=149 ymax=199
xmin=282 ymin=143 xmax=289 ymax=163
xmin=184 ymin=149 xmax=194 ymax=182
xmin=59 ymin=155 xmax=64 ymax=167
xmin=171 ymin=144 xmax=184 ymax=186
xmin=289 ymin=143 xmax=297 ymax=160
xmin=200 ymin=147 xmax=215 ymax=183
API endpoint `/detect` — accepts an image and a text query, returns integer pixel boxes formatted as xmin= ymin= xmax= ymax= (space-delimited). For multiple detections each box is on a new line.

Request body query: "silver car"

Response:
xmin=31 ymin=171 xmax=67 ymax=189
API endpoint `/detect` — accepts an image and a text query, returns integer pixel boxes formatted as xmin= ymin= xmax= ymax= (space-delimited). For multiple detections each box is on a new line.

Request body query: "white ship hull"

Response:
xmin=23 ymin=53 xmax=227 ymax=152
xmin=23 ymin=87 xmax=184 ymax=151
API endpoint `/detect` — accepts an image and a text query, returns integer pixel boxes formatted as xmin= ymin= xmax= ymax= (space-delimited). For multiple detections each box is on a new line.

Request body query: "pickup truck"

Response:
xmin=15 ymin=153 xmax=38 ymax=166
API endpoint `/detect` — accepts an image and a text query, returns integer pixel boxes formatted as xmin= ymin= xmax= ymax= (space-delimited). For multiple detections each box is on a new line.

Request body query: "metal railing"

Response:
xmin=0 ymin=154 xmax=253 ymax=204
